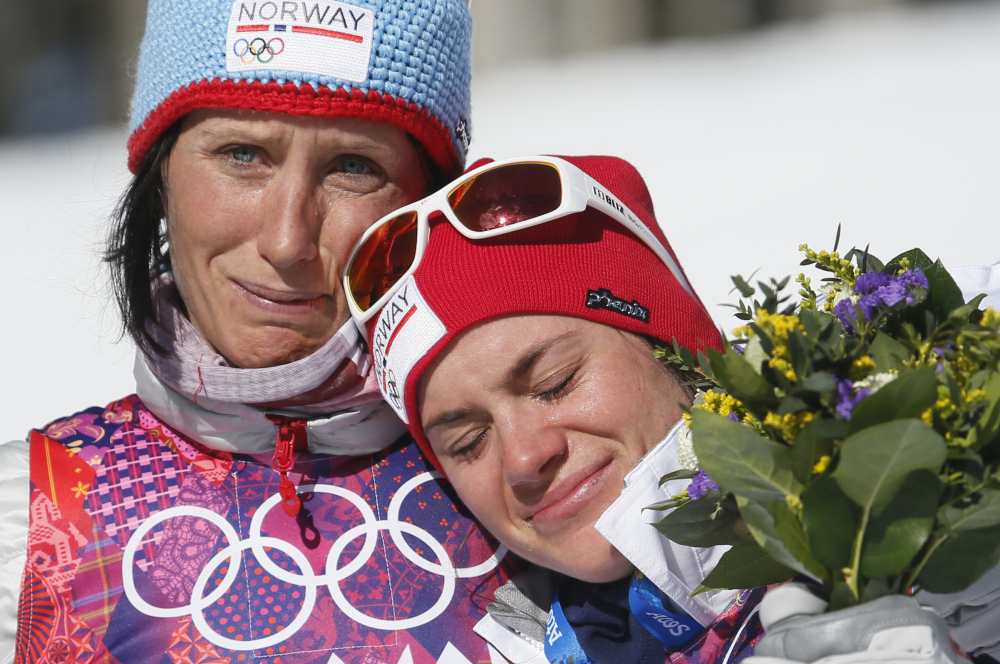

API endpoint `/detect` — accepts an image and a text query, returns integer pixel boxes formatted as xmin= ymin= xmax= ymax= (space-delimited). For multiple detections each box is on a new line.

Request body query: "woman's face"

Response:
xmin=164 ymin=109 xmax=428 ymax=368
xmin=417 ymin=315 xmax=691 ymax=582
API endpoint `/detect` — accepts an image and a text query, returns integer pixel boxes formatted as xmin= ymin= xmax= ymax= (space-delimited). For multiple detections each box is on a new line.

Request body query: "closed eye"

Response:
xmin=537 ymin=369 xmax=577 ymax=402
xmin=449 ymin=426 xmax=490 ymax=461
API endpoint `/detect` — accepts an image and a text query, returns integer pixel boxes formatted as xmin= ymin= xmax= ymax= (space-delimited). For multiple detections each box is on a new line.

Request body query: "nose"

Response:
xmin=497 ymin=406 xmax=568 ymax=488
xmin=256 ymin=168 xmax=322 ymax=269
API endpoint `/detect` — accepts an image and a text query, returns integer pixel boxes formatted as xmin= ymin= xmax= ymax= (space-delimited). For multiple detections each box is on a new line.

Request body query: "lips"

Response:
xmin=234 ymin=280 xmax=328 ymax=314
xmin=524 ymin=459 xmax=616 ymax=530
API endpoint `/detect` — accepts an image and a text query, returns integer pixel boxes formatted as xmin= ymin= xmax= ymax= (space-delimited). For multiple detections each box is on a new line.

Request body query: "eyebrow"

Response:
xmin=502 ymin=332 xmax=575 ymax=389
xmin=424 ymin=407 xmax=478 ymax=433
xmin=422 ymin=332 xmax=576 ymax=434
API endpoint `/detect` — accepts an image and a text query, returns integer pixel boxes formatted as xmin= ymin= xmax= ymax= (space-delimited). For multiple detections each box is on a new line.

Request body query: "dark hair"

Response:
xmin=104 ymin=121 xmax=182 ymax=356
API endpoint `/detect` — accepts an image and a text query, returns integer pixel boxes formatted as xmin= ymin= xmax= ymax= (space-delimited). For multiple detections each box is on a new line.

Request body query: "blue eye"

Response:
xmin=230 ymin=146 xmax=256 ymax=163
xmin=341 ymin=157 xmax=371 ymax=175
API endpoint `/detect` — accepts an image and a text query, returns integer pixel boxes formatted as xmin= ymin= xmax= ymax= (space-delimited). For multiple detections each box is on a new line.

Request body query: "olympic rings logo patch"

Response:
xmin=385 ymin=370 xmax=402 ymax=408
xmin=233 ymin=37 xmax=285 ymax=64
xmin=122 ymin=472 xmax=506 ymax=652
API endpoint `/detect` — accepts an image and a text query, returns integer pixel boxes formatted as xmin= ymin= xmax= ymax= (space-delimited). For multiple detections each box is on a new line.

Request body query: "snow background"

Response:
xmin=3 ymin=1 xmax=999 ymax=442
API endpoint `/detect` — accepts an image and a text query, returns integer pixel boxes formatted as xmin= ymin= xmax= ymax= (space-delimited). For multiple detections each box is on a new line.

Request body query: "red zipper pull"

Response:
xmin=265 ymin=415 xmax=307 ymax=517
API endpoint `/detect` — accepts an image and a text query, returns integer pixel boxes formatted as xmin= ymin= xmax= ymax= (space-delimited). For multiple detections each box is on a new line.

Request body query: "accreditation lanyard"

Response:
xmin=543 ymin=573 xmax=702 ymax=664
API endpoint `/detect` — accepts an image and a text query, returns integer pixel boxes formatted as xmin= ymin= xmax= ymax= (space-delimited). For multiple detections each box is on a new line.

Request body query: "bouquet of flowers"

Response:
xmin=652 ymin=236 xmax=1000 ymax=610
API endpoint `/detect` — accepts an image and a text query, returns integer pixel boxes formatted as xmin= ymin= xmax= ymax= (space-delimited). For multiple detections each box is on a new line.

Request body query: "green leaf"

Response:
xmin=737 ymin=496 xmax=828 ymax=581
xmin=847 ymin=368 xmax=938 ymax=435
xmin=789 ymin=421 xmax=835 ymax=485
xmin=799 ymin=372 xmax=837 ymax=394
xmin=693 ymin=543 xmax=797 ymax=595
xmin=732 ymin=274 xmax=755 ymax=298
xmin=801 ymin=475 xmax=861 ymax=571
xmin=691 ymin=410 xmax=802 ymax=502
xmin=868 ymin=332 xmax=909 ymax=373
xmin=709 ymin=349 xmax=775 ymax=402
xmin=644 ymin=499 xmax=685 ymax=511
xmin=916 ymin=527 xmax=1000 ymax=594
xmin=939 ymin=486 xmax=1000 ymax=533
xmin=741 ymin=336 xmax=769 ymax=376
xmin=658 ymin=468 xmax=697 ymax=486
xmin=832 ymin=419 xmax=947 ymax=513
xmin=861 ymin=469 xmax=940 ymax=577
xmin=924 ymin=260 xmax=966 ymax=318
xmin=828 ymin=581 xmax=860 ymax=611
xmin=653 ymin=497 xmax=746 ymax=548
xmin=886 ymin=248 xmax=934 ymax=272
xmin=672 ymin=340 xmax=699 ymax=372
xmin=968 ymin=371 xmax=1000 ymax=451
xmin=777 ymin=397 xmax=809 ymax=416
xmin=860 ymin=578 xmax=891 ymax=603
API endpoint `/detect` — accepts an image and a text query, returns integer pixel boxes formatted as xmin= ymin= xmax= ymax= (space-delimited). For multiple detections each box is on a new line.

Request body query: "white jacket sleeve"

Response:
xmin=0 ymin=438 xmax=30 ymax=664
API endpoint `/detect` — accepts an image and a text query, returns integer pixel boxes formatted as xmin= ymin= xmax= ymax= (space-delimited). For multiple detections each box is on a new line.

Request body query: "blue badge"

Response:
xmin=628 ymin=572 xmax=701 ymax=650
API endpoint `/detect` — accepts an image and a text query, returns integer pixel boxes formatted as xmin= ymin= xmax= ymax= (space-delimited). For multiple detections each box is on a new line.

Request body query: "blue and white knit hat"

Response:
xmin=128 ymin=0 xmax=473 ymax=175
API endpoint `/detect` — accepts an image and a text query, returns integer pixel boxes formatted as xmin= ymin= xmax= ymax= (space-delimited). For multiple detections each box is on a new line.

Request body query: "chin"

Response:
xmin=537 ymin=540 xmax=634 ymax=583
xmin=220 ymin=331 xmax=327 ymax=368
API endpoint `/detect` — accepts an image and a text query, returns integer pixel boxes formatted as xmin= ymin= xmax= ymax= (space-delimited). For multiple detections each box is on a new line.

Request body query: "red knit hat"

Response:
xmin=362 ymin=155 xmax=722 ymax=472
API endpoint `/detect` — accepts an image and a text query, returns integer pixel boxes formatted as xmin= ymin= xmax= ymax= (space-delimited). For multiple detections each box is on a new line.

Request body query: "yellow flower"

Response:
xmin=850 ymin=356 xmax=876 ymax=381
xmin=800 ymin=245 xmax=856 ymax=284
xmin=981 ymin=307 xmax=1000 ymax=330
xmin=71 ymin=481 xmax=90 ymax=498
xmin=813 ymin=455 xmax=832 ymax=474
xmin=967 ymin=389 xmax=987 ymax=404
xmin=698 ymin=391 xmax=745 ymax=418
xmin=764 ymin=411 xmax=815 ymax=442
xmin=786 ymin=494 xmax=803 ymax=517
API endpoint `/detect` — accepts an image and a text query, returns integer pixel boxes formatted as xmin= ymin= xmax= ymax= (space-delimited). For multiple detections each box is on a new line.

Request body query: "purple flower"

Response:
xmin=835 ymin=379 xmax=871 ymax=420
xmin=834 ymin=295 xmax=878 ymax=330
xmin=834 ymin=298 xmax=862 ymax=329
xmin=897 ymin=268 xmax=929 ymax=289
xmin=727 ymin=413 xmax=739 ymax=422
xmin=854 ymin=271 xmax=892 ymax=294
xmin=688 ymin=469 xmax=720 ymax=500
xmin=857 ymin=293 xmax=881 ymax=318
xmin=838 ymin=268 xmax=930 ymax=330
xmin=877 ymin=281 xmax=908 ymax=307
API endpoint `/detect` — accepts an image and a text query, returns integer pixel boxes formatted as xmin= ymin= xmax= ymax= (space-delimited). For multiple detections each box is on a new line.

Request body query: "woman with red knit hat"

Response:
xmin=348 ymin=153 xmax=762 ymax=662
xmin=347 ymin=155 xmax=975 ymax=663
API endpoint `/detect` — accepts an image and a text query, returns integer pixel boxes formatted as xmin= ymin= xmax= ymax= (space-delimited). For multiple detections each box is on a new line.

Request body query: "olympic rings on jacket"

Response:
xmin=121 ymin=472 xmax=507 ymax=652
xmin=233 ymin=37 xmax=285 ymax=64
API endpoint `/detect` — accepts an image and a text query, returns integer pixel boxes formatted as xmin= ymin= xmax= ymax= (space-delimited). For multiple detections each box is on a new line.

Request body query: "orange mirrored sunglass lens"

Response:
xmin=348 ymin=211 xmax=419 ymax=311
xmin=448 ymin=163 xmax=562 ymax=232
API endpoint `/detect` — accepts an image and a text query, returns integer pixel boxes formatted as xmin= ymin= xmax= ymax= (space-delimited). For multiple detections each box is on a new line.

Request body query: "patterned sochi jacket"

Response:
xmin=17 ymin=394 xmax=514 ymax=664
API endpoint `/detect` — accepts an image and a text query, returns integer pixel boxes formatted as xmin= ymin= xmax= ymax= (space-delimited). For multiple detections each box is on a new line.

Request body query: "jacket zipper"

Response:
xmin=265 ymin=414 xmax=307 ymax=517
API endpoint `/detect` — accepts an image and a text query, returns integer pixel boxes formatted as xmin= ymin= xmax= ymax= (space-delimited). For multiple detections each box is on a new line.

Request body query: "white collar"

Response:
xmin=595 ymin=420 xmax=738 ymax=627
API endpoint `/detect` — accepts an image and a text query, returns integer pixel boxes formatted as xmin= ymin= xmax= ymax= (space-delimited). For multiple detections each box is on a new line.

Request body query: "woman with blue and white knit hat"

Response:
xmin=0 ymin=2 xmax=518 ymax=663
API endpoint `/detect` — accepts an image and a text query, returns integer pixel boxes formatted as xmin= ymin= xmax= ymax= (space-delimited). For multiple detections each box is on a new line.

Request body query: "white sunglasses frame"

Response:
xmin=344 ymin=155 xmax=695 ymax=325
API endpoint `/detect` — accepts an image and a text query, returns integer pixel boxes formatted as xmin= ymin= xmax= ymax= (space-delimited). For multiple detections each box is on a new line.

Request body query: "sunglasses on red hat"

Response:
xmin=344 ymin=155 xmax=694 ymax=325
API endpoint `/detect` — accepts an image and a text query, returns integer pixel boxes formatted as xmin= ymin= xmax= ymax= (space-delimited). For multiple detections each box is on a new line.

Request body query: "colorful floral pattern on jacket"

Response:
xmin=668 ymin=587 xmax=763 ymax=664
xmin=17 ymin=395 xmax=513 ymax=664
